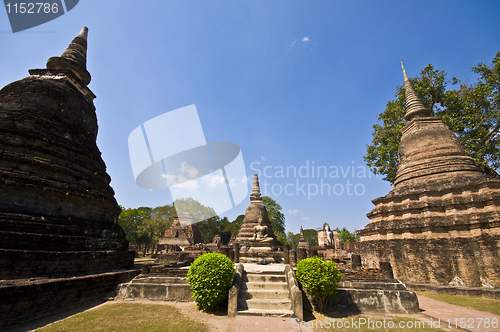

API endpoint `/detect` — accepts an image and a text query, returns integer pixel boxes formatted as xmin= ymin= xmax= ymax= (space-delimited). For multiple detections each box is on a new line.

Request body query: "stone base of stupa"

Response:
xmin=239 ymin=241 xmax=283 ymax=264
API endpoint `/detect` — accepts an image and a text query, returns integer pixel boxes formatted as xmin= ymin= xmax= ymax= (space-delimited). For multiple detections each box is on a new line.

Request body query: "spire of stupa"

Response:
xmin=298 ymin=226 xmax=308 ymax=248
xmin=401 ymin=61 xmax=430 ymax=121
xmin=250 ymin=174 xmax=262 ymax=201
xmin=47 ymin=26 xmax=91 ymax=85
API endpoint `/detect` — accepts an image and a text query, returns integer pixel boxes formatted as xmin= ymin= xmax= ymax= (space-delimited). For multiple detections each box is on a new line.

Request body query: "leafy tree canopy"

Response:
xmin=335 ymin=227 xmax=360 ymax=244
xmin=262 ymin=196 xmax=285 ymax=235
xmin=223 ymin=214 xmax=244 ymax=236
xmin=364 ymin=52 xmax=500 ymax=184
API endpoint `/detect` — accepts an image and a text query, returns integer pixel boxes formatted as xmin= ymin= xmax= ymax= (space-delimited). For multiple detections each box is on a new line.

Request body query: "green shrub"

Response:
xmin=296 ymin=256 xmax=342 ymax=312
xmin=187 ymin=253 xmax=235 ymax=310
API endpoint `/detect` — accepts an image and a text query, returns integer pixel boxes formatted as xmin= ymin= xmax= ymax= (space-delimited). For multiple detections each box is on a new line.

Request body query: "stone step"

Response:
xmin=244 ymin=274 xmax=286 ymax=283
xmin=236 ymin=308 xmax=295 ymax=317
xmin=238 ymin=298 xmax=292 ymax=310
xmin=242 ymin=281 xmax=288 ymax=291
xmin=240 ymin=289 xmax=290 ymax=300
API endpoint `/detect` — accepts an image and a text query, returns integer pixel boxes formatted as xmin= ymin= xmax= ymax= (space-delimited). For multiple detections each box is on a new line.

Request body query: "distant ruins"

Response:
xmin=158 ymin=213 xmax=203 ymax=251
xmin=0 ymin=27 xmax=136 ymax=328
xmin=355 ymin=62 xmax=500 ymax=288
xmin=318 ymin=222 xmax=340 ymax=248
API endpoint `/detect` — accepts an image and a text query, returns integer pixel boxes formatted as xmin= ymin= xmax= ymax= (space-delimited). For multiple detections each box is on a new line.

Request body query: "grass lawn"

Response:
xmin=36 ymin=303 xmax=208 ymax=332
xmin=418 ymin=292 xmax=500 ymax=316
xmin=317 ymin=315 xmax=444 ymax=331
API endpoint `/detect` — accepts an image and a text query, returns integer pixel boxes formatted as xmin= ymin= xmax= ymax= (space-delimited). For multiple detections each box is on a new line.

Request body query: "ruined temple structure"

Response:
xmin=0 ymin=27 xmax=135 ymax=278
xmin=158 ymin=213 xmax=202 ymax=251
xmin=297 ymin=226 xmax=309 ymax=248
xmin=236 ymin=174 xmax=282 ymax=263
xmin=355 ymin=62 xmax=500 ymax=288
xmin=318 ymin=223 xmax=338 ymax=248
xmin=0 ymin=27 xmax=138 ymax=328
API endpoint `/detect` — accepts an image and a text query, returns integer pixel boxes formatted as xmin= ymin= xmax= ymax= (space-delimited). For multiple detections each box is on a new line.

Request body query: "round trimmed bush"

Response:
xmin=296 ymin=256 xmax=342 ymax=312
xmin=187 ymin=253 xmax=235 ymax=310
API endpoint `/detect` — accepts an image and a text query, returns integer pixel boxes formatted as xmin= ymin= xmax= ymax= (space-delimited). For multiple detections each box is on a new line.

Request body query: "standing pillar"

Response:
xmin=290 ymin=250 xmax=297 ymax=266
xmin=283 ymin=245 xmax=290 ymax=264
xmin=233 ymin=243 xmax=240 ymax=263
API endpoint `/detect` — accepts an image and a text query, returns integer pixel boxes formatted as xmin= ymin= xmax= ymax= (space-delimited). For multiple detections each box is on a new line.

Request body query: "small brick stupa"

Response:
xmin=236 ymin=174 xmax=281 ymax=263
xmin=0 ymin=27 xmax=134 ymax=279
xmin=356 ymin=62 xmax=500 ymax=287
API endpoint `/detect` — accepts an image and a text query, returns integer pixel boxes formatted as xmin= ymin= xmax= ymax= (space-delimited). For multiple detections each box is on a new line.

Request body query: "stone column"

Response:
xmin=289 ymin=250 xmax=297 ymax=266
xmin=283 ymin=245 xmax=290 ymax=264
xmin=297 ymin=247 xmax=307 ymax=262
xmin=351 ymin=254 xmax=362 ymax=269
xmin=233 ymin=243 xmax=240 ymax=263
xmin=379 ymin=261 xmax=394 ymax=279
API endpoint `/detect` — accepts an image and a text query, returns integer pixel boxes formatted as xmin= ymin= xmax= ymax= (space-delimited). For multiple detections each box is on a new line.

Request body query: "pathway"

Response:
xmin=418 ymin=294 xmax=500 ymax=332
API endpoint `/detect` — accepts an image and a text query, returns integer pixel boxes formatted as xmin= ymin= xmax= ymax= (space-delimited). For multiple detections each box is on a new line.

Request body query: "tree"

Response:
xmin=262 ymin=196 xmax=285 ymax=235
xmin=296 ymin=257 xmax=342 ymax=312
xmin=223 ymin=214 xmax=244 ymax=236
xmin=335 ymin=227 xmax=360 ymax=244
xmin=364 ymin=53 xmax=500 ymax=184
xmin=198 ymin=216 xmax=230 ymax=244
xmin=117 ymin=206 xmax=152 ymax=245
xmin=173 ymin=197 xmax=216 ymax=222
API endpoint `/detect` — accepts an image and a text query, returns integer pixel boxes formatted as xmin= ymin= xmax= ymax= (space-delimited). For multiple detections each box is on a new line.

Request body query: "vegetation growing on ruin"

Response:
xmin=365 ymin=52 xmax=500 ymax=184
xmin=187 ymin=253 xmax=235 ymax=310
xmin=296 ymin=256 xmax=342 ymax=312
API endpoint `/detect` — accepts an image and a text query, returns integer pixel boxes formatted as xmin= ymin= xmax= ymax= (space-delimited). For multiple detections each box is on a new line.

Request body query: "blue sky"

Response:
xmin=1 ymin=1 xmax=499 ymax=234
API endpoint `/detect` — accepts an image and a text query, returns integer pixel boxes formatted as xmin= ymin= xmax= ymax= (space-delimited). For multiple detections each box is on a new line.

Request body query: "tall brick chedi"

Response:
xmin=0 ymin=27 xmax=134 ymax=279
xmin=356 ymin=62 xmax=500 ymax=287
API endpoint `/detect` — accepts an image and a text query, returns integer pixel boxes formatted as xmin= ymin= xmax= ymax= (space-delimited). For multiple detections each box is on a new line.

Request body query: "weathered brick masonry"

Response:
xmin=0 ymin=27 xmax=135 ymax=328
xmin=355 ymin=62 xmax=500 ymax=288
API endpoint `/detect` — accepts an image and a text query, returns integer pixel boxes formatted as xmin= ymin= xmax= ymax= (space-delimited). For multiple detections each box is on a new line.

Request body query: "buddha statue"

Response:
xmin=251 ymin=216 xmax=273 ymax=243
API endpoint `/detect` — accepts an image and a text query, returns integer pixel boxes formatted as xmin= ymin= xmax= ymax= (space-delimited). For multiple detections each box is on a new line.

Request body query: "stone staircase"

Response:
xmin=237 ymin=269 xmax=294 ymax=317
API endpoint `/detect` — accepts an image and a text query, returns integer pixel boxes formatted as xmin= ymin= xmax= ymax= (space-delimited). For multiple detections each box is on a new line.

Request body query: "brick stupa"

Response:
xmin=355 ymin=62 xmax=500 ymax=287
xmin=236 ymin=174 xmax=277 ymax=244
xmin=0 ymin=27 xmax=134 ymax=279
xmin=236 ymin=174 xmax=281 ymax=263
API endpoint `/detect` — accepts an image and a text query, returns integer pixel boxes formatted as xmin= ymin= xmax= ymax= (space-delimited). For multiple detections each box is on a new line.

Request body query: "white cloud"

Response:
xmin=162 ymin=162 xmax=200 ymax=186
xmin=288 ymin=209 xmax=303 ymax=215
xmin=202 ymin=174 xmax=226 ymax=188
xmin=174 ymin=180 xmax=200 ymax=191
xmin=180 ymin=161 xmax=199 ymax=179
xmin=289 ymin=39 xmax=297 ymax=48
xmin=302 ymin=36 xmax=310 ymax=42
xmin=261 ymin=156 xmax=266 ymax=161
xmin=302 ymin=217 xmax=310 ymax=220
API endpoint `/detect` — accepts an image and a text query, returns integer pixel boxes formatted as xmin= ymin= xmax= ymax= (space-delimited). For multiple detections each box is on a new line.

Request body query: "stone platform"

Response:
xmin=0 ymin=269 xmax=140 ymax=329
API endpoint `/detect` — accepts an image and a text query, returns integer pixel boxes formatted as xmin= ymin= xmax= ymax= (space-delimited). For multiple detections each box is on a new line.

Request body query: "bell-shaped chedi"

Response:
xmin=297 ymin=226 xmax=309 ymax=248
xmin=0 ymin=27 xmax=134 ymax=279
xmin=356 ymin=62 xmax=500 ymax=287
xmin=235 ymin=174 xmax=277 ymax=244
